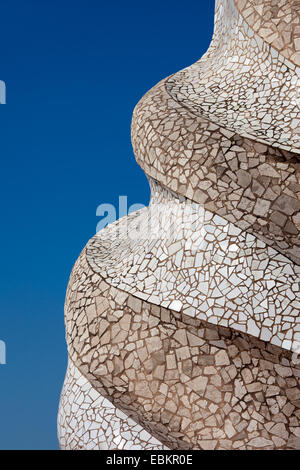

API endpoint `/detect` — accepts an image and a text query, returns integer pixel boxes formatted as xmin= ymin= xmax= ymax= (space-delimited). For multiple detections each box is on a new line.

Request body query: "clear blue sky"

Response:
xmin=0 ymin=0 xmax=214 ymax=449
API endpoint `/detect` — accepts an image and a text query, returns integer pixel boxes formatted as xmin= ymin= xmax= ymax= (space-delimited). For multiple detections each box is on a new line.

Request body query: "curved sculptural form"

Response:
xmin=58 ymin=0 xmax=300 ymax=450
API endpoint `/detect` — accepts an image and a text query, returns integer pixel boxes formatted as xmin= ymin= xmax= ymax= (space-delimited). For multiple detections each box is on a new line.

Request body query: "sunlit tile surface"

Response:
xmin=58 ymin=0 xmax=300 ymax=450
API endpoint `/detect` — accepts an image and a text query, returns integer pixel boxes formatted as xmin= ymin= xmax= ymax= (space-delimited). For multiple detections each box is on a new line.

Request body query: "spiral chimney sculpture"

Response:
xmin=58 ymin=0 xmax=300 ymax=450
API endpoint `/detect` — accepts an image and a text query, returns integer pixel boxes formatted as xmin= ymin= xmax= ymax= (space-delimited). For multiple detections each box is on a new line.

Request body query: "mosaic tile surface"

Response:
xmin=87 ymin=178 xmax=300 ymax=353
xmin=58 ymin=360 xmax=168 ymax=450
xmin=132 ymin=79 xmax=300 ymax=265
xmin=62 ymin=248 xmax=300 ymax=450
xmin=235 ymin=0 xmax=300 ymax=66
xmin=58 ymin=0 xmax=300 ymax=450
xmin=166 ymin=0 xmax=300 ymax=153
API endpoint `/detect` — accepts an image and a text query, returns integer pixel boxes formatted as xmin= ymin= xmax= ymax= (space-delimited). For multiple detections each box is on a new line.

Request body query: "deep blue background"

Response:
xmin=0 ymin=0 xmax=214 ymax=449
